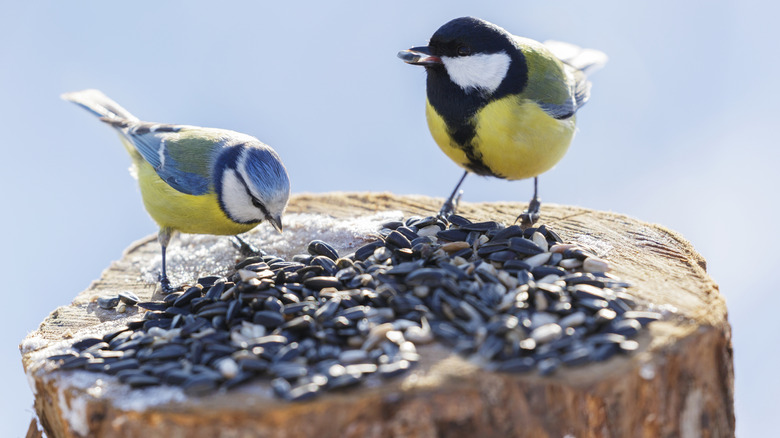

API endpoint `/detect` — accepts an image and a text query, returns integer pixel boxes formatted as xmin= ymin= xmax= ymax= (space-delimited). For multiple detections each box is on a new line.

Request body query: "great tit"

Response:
xmin=63 ymin=89 xmax=290 ymax=292
xmin=398 ymin=17 xmax=606 ymax=226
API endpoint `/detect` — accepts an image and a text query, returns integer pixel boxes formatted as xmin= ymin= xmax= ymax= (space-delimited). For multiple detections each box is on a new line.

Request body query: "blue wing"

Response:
xmin=104 ymin=119 xmax=214 ymax=196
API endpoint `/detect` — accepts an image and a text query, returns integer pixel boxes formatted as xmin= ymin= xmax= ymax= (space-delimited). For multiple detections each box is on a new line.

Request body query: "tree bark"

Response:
xmin=21 ymin=192 xmax=734 ymax=438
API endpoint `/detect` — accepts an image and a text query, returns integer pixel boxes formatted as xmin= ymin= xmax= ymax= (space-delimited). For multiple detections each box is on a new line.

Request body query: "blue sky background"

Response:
xmin=2 ymin=1 xmax=776 ymax=435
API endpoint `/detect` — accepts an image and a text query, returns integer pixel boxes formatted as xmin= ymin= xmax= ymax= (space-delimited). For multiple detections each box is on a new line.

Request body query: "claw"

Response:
xmin=159 ymin=275 xmax=179 ymax=294
xmin=438 ymin=189 xmax=463 ymax=219
xmin=233 ymin=235 xmax=264 ymax=257
xmin=516 ymin=197 xmax=541 ymax=228
xmin=439 ymin=171 xmax=469 ymax=220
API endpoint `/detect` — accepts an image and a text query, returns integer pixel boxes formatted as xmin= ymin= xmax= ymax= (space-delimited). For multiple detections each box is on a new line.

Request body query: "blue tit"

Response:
xmin=62 ymin=89 xmax=290 ymax=292
xmin=398 ymin=17 xmax=607 ymax=226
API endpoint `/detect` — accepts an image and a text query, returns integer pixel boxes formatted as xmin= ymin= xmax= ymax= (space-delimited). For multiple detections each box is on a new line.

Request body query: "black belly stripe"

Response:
xmin=448 ymin=119 xmax=498 ymax=177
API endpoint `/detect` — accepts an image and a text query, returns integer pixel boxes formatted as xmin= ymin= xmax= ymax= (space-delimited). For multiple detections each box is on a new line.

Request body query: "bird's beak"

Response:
xmin=268 ymin=215 xmax=283 ymax=233
xmin=398 ymin=46 xmax=442 ymax=66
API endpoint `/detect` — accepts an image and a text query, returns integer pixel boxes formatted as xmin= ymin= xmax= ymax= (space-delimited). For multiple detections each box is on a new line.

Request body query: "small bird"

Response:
xmin=398 ymin=17 xmax=606 ymax=226
xmin=62 ymin=89 xmax=291 ymax=292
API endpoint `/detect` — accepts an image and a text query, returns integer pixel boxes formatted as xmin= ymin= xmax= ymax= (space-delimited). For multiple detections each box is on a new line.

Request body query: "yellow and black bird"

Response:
xmin=399 ymin=17 xmax=606 ymax=226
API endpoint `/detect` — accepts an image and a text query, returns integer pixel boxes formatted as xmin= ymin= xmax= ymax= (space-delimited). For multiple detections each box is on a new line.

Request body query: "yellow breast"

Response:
xmin=134 ymin=158 xmax=258 ymax=236
xmin=426 ymin=95 xmax=576 ymax=180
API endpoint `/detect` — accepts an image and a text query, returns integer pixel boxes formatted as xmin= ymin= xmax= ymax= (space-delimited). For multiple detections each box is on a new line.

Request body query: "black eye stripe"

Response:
xmin=233 ymin=170 xmax=271 ymax=219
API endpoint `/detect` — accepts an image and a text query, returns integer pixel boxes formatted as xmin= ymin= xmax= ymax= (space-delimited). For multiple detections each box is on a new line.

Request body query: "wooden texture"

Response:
xmin=21 ymin=192 xmax=734 ymax=437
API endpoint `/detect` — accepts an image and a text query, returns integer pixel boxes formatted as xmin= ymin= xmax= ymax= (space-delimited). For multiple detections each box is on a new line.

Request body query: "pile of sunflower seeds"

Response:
xmin=49 ymin=214 xmax=660 ymax=401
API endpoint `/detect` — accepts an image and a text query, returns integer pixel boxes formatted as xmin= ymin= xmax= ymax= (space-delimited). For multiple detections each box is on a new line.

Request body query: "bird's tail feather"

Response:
xmin=61 ymin=89 xmax=139 ymax=122
xmin=543 ymin=41 xmax=608 ymax=75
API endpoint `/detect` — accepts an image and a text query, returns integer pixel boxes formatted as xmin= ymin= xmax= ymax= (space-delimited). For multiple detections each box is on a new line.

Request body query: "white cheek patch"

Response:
xmin=441 ymin=51 xmax=511 ymax=94
xmin=221 ymin=169 xmax=263 ymax=223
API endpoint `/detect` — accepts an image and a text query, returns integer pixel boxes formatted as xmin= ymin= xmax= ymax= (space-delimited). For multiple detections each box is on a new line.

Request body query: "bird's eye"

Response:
xmin=457 ymin=46 xmax=471 ymax=56
xmin=251 ymin=197 xmax=265 ymax=211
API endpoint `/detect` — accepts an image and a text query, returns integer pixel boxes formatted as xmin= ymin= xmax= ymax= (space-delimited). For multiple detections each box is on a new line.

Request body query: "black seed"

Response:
xmin=274 ymin=342 xmax=301 ymax=363
xmin=379 ymin=360 xmax=411 ymax=378
xmin=354 ymin=241 xmax=383 ymax=261
xmin=385 ymin=230 xmax=412 ymax=249
xmin=197 ymin=276 xmax=221 ymax=288
xmin=622 ymin=311 xmax=662 ymax=325
xmin=164 ymin=293 xmax=182 ymax=304
xmin=311 ymin=256 xmax=338 ymax=274
xmin=59 ymin=356 xmax=90 ymax=370
xmin=205 ymin=282 xmax=228 ymax=300
xmin=503 ymin=260 xmax=532 ymax=272
xmin=56 ymin=213 xmax=649 ymax=400
xmin=174 ymin=286 xmax=202 ymax=307
xmin=314 ymin=297 xmax=342 ymax=321
xmin=487 ymin=250 xmax=518 ymax=262
xmin=545 ymin=228 xmax=564 ymax=243
xmin=395 ymin=226 xmax=419 ymax=241
xmin=145 ymin=344 xmax=187 ymax=361
xmin=97 ymin=296 xmax=119 ymax=309
xmin=271 ymin=377 xmax=292 ymax=399
xmin=531 ymin=266 xmax=566 ymax=278
xmin=437 ymin=228 xmax=469 ymax=242
xmin=281 ymin=302 xmax=317 ymax=315
xmin=138 ymin=302 xmax=168 ymax=311
xmin=308 ymin=240 xmax=339 ymax=260
xmin=222 ymin=371 xmax=253 ymax=390
xmin=382 ymin=220 xmax=404 ymax=230
xmin=253 ymin=310 xmax=285 ymax=328
xmin=492 ymin=225 xmax=525 ymax=241
xmin=476 ymin=242 xmax=509 ymax=257
xmin=84 ymin=360 xmax=108 ymax=373
xmin=608 ymin=319 xmax=642 ymax=337
xmin=303 ymin=276 xmax=340 ymax=290
xmin=197 ymin=302 xmax=229 ymax=318
xmin=590 ymin=343 xmax=619 ymax=361
xmin=563 ymin=248 xmax=595 ymax=261
xmin=560 ymin=346 xmax=592 ymax=366
xmin=271 ymin=362 xmax=309 ymax=380
xmin=48 ymin=353 xmax=77 ymax=362
xmin=537 ymin=357 xmax=561 ymax=376
xmin=562 ymin=273 xmax=604 ymax=287
xmin=72 ymin=337 xmax=104 ymax=351
xmin=460 ymin=221 xmax=501 ymax=232
xmin=126 ymin=374 xmax=161 ymax=387
xmin=507 ymin=237 xmax=544 ymax=255
xmin=118 ymin=292 xmax=140 ymax=306
xmin=165 ymin=306 xmax=191 ymax=316
xmin=447 ymin=214 xmax=472 ymax=226
xmin=495 ymin=357 xmax=535 ymax=373
xmin=239 ymin=358 xmax=270 ymax=373
xmin=183 ymin=374 xmax=219 ymax=396
xmin=180 ymin=319 xmax=208 ymax=337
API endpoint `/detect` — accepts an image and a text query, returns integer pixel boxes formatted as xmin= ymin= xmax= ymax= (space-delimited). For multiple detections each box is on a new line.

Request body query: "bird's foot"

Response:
xmin=159 ymin=275 xmax=180 ymax=294
xmin=438 ymin=190 xmax=463 ymax=220
xmin=516 ymin=198 xmax=542 ymax=229
xmin=232 ymin=236 xmax=265 ymax=258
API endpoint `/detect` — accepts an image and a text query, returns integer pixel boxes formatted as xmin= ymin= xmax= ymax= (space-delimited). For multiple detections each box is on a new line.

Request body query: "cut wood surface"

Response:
xmin=21 ymin=192 xmax=734 ymax=438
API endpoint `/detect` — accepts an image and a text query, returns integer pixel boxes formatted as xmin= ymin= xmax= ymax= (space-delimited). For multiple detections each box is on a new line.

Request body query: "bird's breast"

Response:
xmin=426 ymin=95 xmax=576 ymax=180
xmin=135 ymin=160 xmax=258 ymax=236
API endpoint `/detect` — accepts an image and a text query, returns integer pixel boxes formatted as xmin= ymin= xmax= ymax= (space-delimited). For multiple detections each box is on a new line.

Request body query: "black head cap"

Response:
xmin=428 ymin=17 xmax=516 ymax=57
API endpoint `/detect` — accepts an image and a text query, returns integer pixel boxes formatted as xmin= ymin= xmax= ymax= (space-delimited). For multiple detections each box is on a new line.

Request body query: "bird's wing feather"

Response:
xmin=103 ymin=120 xmax=220 ymax=195
xmin=515 ymin=37 xmax=577 ymax=119
xmin=542 ymin=40 xmax=608 ymax=75
xmin=515 ymin=37 xmax=606 ymax=119
xmin=61 ymin=89 xmax=140 ymax=122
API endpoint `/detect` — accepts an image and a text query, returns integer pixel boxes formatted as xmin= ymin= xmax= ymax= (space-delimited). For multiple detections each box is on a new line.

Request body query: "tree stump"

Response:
xmin=21 ymin=192 xmax=734 ymax=438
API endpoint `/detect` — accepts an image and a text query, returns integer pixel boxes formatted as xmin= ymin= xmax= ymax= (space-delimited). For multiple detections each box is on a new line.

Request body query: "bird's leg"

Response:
xmin=517 ymin=177 xmax=541 ymax=228
xmin=439 ymin=171 xmax=469 ymax=219
xmin=157 ymin=228 xmax=178 ymax=294
xmin=233 ymin=235 xmax=265 ymax=257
